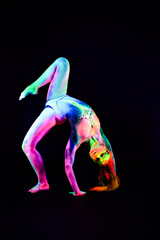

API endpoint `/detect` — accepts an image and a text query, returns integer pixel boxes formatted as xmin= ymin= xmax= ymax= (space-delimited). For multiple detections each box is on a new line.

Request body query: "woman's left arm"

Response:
xmin=65 ymin=132 xmax=86 ymax=196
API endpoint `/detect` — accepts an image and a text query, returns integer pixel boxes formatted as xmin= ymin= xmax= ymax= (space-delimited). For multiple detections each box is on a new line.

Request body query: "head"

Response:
xmin=89 ymin=145 xmax=112 ymax=166
xmin=89 ymin=145 xmax=120 ymax=191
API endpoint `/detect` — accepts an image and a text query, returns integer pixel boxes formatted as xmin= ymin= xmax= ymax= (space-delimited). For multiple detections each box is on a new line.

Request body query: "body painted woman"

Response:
xmin=19 ymin=57 xmax=120 ymax=196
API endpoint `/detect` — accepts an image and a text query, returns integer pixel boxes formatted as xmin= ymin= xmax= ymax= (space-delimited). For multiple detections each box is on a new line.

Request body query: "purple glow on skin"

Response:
xmin=20 ymin=57 xmax=120 ymax=195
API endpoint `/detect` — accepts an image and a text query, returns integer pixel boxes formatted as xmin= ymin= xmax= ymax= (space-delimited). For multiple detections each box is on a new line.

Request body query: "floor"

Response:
xmin=0 ymin=180 xmax=158 ymax=240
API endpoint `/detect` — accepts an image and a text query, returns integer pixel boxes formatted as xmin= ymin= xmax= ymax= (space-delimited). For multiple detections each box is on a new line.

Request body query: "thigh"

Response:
xmin=47 ymin=58 xmax=70 ymax=100
xmin=23 ymin=107 xmax=57 ymax=146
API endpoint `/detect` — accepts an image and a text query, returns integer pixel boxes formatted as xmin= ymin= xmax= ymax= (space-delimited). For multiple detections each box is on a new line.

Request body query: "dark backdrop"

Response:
xmin=0 ymin=2 xmax=159 ymax=239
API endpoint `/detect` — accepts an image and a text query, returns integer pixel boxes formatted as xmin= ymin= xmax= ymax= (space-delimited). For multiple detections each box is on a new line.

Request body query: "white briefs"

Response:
xmin=45 ymin=95 xmax=67 ymax=120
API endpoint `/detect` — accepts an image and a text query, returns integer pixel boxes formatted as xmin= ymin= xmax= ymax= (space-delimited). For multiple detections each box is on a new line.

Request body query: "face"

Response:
xmin=90 ymin=146 xmax=112 ymax=165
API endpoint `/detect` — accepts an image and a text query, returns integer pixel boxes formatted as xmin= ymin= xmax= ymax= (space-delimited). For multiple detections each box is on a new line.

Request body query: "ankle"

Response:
xmin=38 ymin=179 xmax=48 ymax=185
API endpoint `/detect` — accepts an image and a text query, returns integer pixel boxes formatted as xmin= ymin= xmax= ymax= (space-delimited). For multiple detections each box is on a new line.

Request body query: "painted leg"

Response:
xmin=19 ymin=57 xmax=70 ymax=101
xmin=22 ymin=107 xmax=57 ymax=193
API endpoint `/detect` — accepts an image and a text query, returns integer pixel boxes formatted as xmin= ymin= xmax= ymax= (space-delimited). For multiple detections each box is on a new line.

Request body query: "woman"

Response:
xmin=19 ymin=57 xmax=120 ymax=196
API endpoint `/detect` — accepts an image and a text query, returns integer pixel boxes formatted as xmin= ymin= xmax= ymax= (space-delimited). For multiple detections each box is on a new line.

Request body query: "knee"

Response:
xmin=57 ymin=57 xmax=70 ymax=69
xmin=58 ymin=57 xmax=69 ymax=63
xmin=22 ymin=139 xmax=35 ymax=153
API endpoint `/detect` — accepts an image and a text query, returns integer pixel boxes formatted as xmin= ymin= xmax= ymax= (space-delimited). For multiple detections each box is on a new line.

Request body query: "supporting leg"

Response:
xmin=22 ymin=107 xmax=57 ymax=193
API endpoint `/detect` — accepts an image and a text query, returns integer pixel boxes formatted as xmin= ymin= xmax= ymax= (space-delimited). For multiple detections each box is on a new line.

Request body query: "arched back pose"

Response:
xmin=19 ymin=57 xmax=120 ymax=196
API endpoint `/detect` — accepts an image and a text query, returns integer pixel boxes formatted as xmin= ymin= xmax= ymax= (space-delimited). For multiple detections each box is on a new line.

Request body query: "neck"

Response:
xmin=89 ymin=138 xmax=100 ymax=150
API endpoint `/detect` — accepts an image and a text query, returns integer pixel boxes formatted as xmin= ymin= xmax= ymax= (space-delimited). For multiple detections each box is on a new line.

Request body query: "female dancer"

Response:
xmin=19 ymin=57 xmax=120 ymax=196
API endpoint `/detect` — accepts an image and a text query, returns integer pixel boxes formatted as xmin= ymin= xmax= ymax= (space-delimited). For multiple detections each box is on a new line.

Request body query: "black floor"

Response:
xmin=0 ymin=179 xmax=159 ymax=240
xmin=0 ymin=147 xmax=159 ymax=239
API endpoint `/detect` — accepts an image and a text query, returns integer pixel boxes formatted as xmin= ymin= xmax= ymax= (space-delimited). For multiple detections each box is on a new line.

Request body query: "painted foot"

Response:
xmin=19 ymin=85 xmax=38 ymax=100
xmin=28 ymin=182 xmax=49 ymax=193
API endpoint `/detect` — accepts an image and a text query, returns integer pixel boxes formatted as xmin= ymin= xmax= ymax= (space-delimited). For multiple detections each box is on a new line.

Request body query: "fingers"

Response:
xmin=69 ymin=192 xmax=76 ymax=195
xmin=79 ymin=191 xmax=86 ymax=195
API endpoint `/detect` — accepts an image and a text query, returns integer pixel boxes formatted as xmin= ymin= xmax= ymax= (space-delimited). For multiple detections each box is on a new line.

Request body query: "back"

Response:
xmin=57 ymin=95 xmax=100 ymax=133
xmin=58 ymin=96 xmax=93 ymax=122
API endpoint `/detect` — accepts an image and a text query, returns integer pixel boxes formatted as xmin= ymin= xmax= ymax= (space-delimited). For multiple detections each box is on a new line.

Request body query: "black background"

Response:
xmin=0 ymin=1 xmax=159 ymax=239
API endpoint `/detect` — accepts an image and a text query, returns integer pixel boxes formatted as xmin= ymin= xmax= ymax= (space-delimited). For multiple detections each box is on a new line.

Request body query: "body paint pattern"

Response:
xmin=20 ymin=57 xmax=120 ymax=195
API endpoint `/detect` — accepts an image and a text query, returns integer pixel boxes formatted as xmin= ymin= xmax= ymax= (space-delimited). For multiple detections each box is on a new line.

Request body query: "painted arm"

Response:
xmin=65 ymin=132 xmax=86 ymax=196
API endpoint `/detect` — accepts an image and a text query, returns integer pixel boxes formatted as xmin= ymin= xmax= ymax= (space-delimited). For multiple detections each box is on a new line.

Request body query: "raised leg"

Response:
xmin=46 ymin=57 xmax=70 ymax=100
xmin=19 ymin=57 xmax=70 ymax=101
xmin=22 ymin=107 xmax=57 ymax=193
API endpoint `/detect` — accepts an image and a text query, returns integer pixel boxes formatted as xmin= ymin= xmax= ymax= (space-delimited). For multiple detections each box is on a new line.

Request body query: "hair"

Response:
xmin=89 ymin=158 xmax=120 ymax=192
xmin=89 ymin=126 xmax=120 ymax=191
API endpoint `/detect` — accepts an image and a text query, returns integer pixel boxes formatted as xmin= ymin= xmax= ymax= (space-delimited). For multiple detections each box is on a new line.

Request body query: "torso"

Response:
xmin=57 ymin=95 xmax=101 ymax=140
xmin=45 ymin=95 xmax=100 ymax=141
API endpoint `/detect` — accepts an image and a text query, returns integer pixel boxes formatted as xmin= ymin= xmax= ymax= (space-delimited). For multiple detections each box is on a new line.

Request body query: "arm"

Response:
xmin=65 ymin=132 xmax=86 ymax=196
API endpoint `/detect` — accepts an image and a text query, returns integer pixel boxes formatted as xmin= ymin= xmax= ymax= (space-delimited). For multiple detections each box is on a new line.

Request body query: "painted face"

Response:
xmin=89 ymin=146 xmax=112 ymax=165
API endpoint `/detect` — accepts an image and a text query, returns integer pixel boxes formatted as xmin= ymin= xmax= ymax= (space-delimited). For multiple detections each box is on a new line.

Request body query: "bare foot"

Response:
xmin=28 ymin=182 xmax=49 ymax=193
xmin=19 ymin=85 xmax=38 ymax=100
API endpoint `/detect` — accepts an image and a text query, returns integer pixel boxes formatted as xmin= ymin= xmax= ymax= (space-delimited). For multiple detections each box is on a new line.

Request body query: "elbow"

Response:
xmin=65 ymin=164 xmax=71 ymax=172
xmin=65 ymin=164 xmax=72 ymax=176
